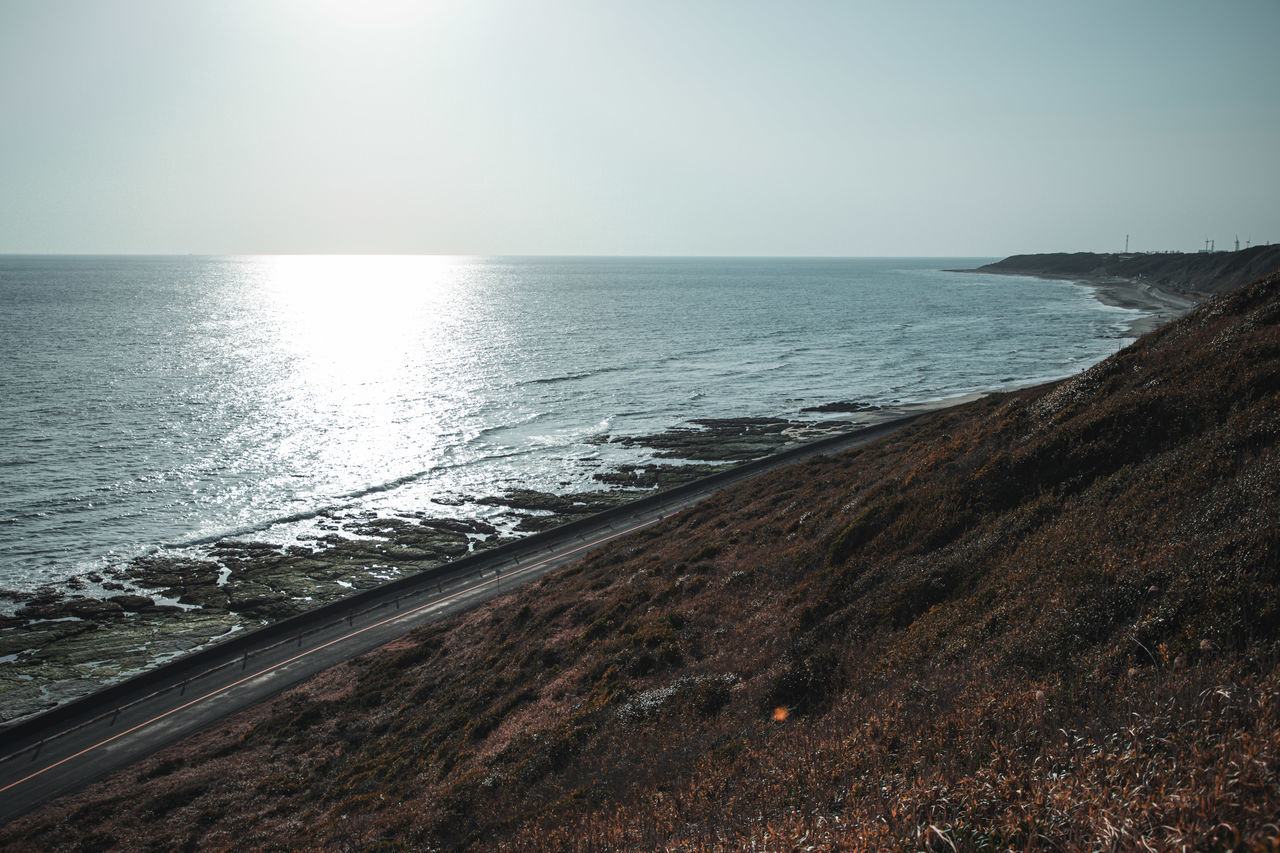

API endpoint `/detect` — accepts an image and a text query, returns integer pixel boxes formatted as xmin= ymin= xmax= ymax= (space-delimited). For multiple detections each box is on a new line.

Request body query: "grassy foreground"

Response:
xmin=4 ymin=274 xmax=1279 ymax=851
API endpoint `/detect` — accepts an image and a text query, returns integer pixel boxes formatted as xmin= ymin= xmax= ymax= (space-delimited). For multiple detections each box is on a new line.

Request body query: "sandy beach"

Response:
xmin=962 ymin=264 xmax=1202 ymax=338
xmin=1078 ymin=276 xmax=1201 ymax=336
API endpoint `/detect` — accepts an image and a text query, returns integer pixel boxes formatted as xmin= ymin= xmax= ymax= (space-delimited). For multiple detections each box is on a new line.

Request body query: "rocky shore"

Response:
xmin=0 ymin=408 xmax=892 ymax=725
xmin=2 ymin=253 xmax=1217 ymax=726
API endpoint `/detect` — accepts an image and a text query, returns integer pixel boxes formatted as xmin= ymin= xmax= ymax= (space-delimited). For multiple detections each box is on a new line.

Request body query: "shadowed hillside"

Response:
xmin=4 ymin=274 xmax=1279 ymax=851
xmin=979 ymin=245 xmax=1280 ymax=294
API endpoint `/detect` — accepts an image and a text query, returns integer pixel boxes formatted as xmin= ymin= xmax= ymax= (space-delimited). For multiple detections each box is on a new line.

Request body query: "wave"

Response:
xmin=169 ymin=504 xmax=355 ymax=547
xmin=3 ymin=257 xmax=1141 ymax=590
xmin=649 ymin=346 xmax=722 ymax=367
xmin=204 ymin=449 xmax=556 ymax=541
xmin=473 ymin=411 xmax=549 ymax=439
xmin=520 ymin=365 xmax=627 ymax=386
xmin=163 ymin=443 xmax=565 ymax=548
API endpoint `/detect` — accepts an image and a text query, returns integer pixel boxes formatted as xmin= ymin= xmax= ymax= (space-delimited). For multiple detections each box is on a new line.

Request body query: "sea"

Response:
xmin=0 ymin=255 xmax=1143 ymax=596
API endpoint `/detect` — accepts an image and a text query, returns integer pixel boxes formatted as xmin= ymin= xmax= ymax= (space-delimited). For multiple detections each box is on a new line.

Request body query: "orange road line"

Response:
xmin=0 ymin=517 xmax=659 ymax=796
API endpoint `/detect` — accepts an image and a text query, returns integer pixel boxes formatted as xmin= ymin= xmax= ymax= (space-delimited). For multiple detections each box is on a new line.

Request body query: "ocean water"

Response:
xmin=0 ymin=255 xmax=1141 ymax=594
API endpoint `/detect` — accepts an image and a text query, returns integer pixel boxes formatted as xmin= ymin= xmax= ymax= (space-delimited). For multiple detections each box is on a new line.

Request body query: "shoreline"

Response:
xmin=0 ymin=388 xmax=1002 ymax=726
xmin=0 ymin=266 xmax=1177 ymax=725
xmin=959 ymin=266 xmax=1201 ymax=337
xmin=1076 ymin=276 xmax=1200 ymax=336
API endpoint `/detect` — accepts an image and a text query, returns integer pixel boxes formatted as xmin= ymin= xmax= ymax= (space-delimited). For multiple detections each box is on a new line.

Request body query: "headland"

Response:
xmin=962 ymin=245 xmax=1280 ymax=337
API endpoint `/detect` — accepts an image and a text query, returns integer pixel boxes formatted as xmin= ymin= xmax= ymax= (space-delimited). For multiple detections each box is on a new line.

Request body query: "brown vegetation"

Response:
xmin=979 ymin=245 xmax=1280 ymax=294
xmin=4 ymin=274 xmax=1280 ymax=851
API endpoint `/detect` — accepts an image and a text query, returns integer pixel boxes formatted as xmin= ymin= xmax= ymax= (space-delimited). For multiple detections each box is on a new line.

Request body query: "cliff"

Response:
xmin=979 ymin=244 xmax=1280 ymax=295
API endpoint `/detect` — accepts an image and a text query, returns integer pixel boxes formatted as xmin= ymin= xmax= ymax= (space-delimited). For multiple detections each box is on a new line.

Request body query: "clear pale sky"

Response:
xmin=2 ymin=0 xmax=1277 ymax=256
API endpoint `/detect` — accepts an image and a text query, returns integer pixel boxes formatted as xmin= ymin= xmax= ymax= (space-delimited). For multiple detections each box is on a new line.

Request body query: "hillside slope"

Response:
xmin=4 ymin=275 xmax=1279 ymax=851
xmin=979 ymin=245 xmax=1280 ymax=294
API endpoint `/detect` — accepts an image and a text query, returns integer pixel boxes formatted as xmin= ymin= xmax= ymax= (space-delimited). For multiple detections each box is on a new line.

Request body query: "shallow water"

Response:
xmin=0 ymin=255 xmax=1141 ymax=592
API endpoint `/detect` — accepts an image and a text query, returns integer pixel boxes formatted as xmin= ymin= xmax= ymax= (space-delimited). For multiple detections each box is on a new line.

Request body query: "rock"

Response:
xmin=422 ymin=517 xmax=499 ymax=536
xmin=176 ymin=587 xmax=230 ymax=610
xmin=224 ymin=582 xmax=284 ymax=615
xmin=612 ymin=417 xmax=798 ymax=462
xmin=478 ymin=488 xmax=641 ymax=515
xmin=593 ymin=463 xmax=720 ymax=489
xmin=801 ymin=401 xmax=881 ymax=413
xmin=14 ymin=601 xmax=74 ymax=621
xmin=210 ymin=540 xmax=282 ymax=556
xmin=14 ymin=593 xmax=126 ymax=621
xmin=140 ymin=604 xmax=185 ymax=615
xmin=66 ymin=598 xmax=124 ymax=620
xmin=131 ymin=555 xmax=223 ymax=591
xmin=107 ymin=594 xmax=156 ymax=612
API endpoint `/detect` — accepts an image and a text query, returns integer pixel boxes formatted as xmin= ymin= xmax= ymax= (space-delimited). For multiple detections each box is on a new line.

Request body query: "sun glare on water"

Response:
xmin=248 ymin=254 xmax=478 ymax=479
xmin=257 ymin=254 xmax=468 ymax=385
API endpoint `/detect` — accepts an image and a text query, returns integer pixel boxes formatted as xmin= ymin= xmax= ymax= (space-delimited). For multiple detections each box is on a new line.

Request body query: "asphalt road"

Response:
xmin=0 ymin=412 xmax=925 ymax=825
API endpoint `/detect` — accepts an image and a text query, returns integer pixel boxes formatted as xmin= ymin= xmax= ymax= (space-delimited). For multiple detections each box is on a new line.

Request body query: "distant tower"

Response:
xmin=1235 ymin=236 xmax=1240 ymax=252
xmin=1125 ymin=234 xmax=1129 ymax=252
xmin=1205 ymin=237 xmax=1212 ymax=252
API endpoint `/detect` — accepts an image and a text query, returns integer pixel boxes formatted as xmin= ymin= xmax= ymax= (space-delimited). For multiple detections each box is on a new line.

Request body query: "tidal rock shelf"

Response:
xmin=0 ymin=412 xmax=861 ymax=724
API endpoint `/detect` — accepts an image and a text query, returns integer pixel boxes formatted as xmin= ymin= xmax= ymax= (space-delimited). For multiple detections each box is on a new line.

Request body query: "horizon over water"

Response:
xmin=0 ymin=255 xmax=1144 ymax=597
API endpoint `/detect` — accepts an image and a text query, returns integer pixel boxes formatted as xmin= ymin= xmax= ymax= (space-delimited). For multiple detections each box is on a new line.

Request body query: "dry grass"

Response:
xmin=4 ymin=274 xmax=1279 ymax=852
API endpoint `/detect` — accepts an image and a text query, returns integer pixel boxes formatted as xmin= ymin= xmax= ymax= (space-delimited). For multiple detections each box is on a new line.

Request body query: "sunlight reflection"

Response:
xmin=256 ymin=254 xmax=471 ymax=388
xmin=247 ymin=255 xmax=479 ymax=484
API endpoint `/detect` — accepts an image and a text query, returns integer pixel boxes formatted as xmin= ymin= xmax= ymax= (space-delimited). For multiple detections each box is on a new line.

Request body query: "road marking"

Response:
xmin=0 ymin=517 xmax=660 ymax=796
xmin=0 ymin=413 xmax=914 ymax=813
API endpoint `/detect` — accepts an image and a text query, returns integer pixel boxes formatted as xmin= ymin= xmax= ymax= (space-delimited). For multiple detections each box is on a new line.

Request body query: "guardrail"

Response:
xmin=0 ymin=412 xmax=923 ymax=758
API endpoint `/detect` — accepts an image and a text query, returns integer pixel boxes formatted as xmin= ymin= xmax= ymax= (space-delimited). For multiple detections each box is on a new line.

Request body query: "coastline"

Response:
xmin=1077 ymin=276 xmax=1200 ymax=336
xmin=6 ymin=273 xmax=1278 ymax=849
xmin=961 ymin=266 xmax=1201 ymax=337
xmin=0 ymin=264 xmax=1180 ymax=726
xmin=0 ymin=389 xmax=997 ymax=726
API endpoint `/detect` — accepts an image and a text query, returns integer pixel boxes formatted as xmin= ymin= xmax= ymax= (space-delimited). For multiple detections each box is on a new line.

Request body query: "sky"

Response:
xmin=1 ymin=0 xmax=1277 ymax=257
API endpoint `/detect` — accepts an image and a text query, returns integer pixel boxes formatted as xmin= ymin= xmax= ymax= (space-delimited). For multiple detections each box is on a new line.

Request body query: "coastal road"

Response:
xmin=0 ymin=411 xmax=929 ymax=825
